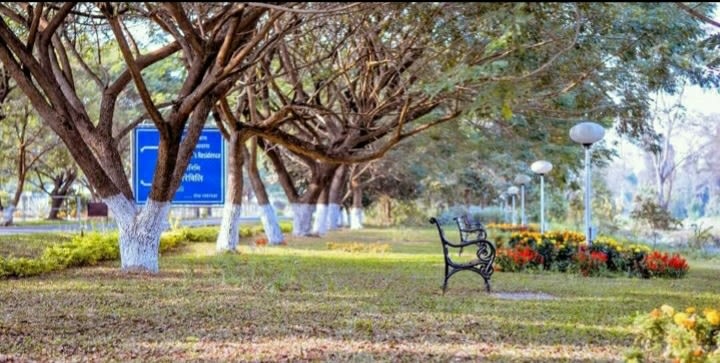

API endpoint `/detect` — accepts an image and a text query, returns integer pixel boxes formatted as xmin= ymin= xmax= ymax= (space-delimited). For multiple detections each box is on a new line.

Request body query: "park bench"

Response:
xmin=454 ymin=214 xmax=487 ymax=242
xmin=429 ymin=217 xmax=496 ymax=293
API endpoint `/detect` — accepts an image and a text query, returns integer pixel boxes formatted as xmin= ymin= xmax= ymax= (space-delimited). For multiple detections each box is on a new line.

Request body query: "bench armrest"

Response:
xmin=443 ymin=238 xmax=493 ymax=249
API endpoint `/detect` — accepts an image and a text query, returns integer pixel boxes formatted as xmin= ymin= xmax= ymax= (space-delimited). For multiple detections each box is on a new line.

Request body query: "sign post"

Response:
xmin=133 ymin=127 xmax=226 ymax=205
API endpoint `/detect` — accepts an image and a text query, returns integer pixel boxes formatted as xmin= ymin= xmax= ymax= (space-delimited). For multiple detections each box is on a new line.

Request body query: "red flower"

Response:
xmin=643 ymin=251 xmax=689 ymax=278
xmin=576 ymin=250 xmax=607 ymax=276
xmin=590 ymin=251 xmax=608 ymax=264
xmin=497 ymin=246 xmax=543 ymax=270
xmin=667 ymin=254 xmax=688 ymax=273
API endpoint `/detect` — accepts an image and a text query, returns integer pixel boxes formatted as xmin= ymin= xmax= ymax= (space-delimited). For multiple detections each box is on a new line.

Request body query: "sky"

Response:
xmin=607 ymin=84 xmax=718 ymax=177
xmin=677 ymin=86 xmax=720 ymax=115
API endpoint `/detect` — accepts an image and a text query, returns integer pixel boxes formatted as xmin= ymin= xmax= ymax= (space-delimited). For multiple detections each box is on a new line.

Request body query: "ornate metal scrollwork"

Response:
xmin=430 ymin=217 xmax=496 ymax=293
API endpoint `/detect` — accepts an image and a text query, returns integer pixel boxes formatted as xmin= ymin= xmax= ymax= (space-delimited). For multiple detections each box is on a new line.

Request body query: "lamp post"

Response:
xmin=531 ymin=160 xmax=553 ymax=234
xmin=507 ymin=186 xmax=519 ymax=225
xmin=514 ymin=174 xmax=532 ymax=226
xmin=569 ymin=121 xmax=605 ymax=245
xmin=498 ymin=193 xmax=507 ymax=223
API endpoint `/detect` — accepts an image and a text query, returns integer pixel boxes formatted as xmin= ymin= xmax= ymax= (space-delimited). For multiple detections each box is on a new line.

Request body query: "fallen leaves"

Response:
xmin=0 ymin=227 xmax=717 ymax=361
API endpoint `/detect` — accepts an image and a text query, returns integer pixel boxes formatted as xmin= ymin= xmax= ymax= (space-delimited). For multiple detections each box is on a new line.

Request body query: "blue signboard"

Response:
xmin=133 ymin=127 xmax=226 ymax=205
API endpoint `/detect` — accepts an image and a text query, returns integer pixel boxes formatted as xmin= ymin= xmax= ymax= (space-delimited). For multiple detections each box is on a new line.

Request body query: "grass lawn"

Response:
xmin=0 ymin=233 xmax=75 ymax=258
xmin=1 ymin=226 xmax=718 ymax=361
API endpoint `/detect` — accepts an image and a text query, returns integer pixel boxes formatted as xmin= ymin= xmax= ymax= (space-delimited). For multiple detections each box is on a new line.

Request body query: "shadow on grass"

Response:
xmin=4 ymin=243 xmax=716 ymax=361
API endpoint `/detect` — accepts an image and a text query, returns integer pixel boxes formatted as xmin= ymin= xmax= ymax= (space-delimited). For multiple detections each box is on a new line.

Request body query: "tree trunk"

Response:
xmin=105 ymin=195 xmax=170 ymax=273
xmin=463 ymin=188 xmax=471 ymax=208
xmin=245 ymin=139 xmax=284 ymax=244
xmin=292 ymin=203 xmax=315 ymax=236
xmin=48 ymin=197 xmax=64 ymax=220
xmin=259 ymin=204 xmax=285 ymax=244
xmin=216 ymin=132 xmax=245 ymax=252
xmin=350 ymin=179 xmax=364 ymax=229
xmin=342 ymin=205 xmax=350 ymax=227
xmin=47 ymin=170 xmax=77 ymax=220
xmin=1 ymin=204 xmax=14 ymax=226
xmin=382 ymin=196 xmax=393 ymax=226
xmin=327 ymin=165 xmax=347 ymax=230
xmin=8 ymin=146 xmax=28 ymax=225
xmin=312 ymin=188 xmax=330 ymax=235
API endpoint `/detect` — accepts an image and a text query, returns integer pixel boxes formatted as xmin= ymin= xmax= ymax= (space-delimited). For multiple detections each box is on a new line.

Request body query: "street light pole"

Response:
xmin=570 ymin=121 xmax=605 ymax=245
xmin=540 ymin=174 xmax=545 ymax=232
xmin=507 ymin=186 xmax=519 ymax=226
xmin=514 ymin=174 xmax=531 ymax=226
xmin=583 ymin=144 xmax=592 ymax=243
xmin=531 ymin=160 xmax=553 ymax=234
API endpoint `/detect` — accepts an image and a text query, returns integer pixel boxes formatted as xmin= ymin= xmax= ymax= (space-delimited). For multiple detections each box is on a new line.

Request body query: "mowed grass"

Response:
xmin=1 ymin=226 xmax=718 ymax=362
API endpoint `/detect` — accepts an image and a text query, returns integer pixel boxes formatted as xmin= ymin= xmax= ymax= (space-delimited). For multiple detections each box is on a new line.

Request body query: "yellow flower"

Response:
xmin=674 ymin=312 xmax=688 ymax=325
xmin=686 ymin=307 xmax=696 ymax=314
xmin=661 ymin=304 xmax=675 ymax=317
xmin=674 ymin=312 xmax=695 ymax=330
xmin=704 ymin=309 xmax=720 ymax=325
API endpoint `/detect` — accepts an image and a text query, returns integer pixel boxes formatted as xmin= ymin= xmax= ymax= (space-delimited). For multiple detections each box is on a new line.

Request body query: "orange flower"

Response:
xmin=673 ymin=312 xmax=695 ymax=330
xmin=650 ymin=308 xmax=662 ymax=319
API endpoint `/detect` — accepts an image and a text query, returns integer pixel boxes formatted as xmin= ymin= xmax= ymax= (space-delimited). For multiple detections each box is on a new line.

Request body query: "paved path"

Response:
xmin=0 ymin=217 xmax=272 ymax=235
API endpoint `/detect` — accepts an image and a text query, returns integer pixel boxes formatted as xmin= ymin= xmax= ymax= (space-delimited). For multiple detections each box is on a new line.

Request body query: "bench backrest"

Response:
xmin=429 ymin=217 xmax=452 ymax=258
xmin=456 ymin=214 xmax=483 ymax=229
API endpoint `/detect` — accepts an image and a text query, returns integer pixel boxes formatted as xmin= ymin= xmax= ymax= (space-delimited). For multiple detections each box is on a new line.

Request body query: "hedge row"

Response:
xmin=0 ymin=223 xmax=292 ymax=279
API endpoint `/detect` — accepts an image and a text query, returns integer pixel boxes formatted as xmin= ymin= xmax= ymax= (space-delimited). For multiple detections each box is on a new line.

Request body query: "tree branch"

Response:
xmin=39 ymin=3 xmax=75 ymax=47
xmin=675 ymin=2 xmax=720 ymax=29
xmin=113 ymin=102 xmax=174 ymax=141
xmin=103 ymin=6 xmax=166 ymax=131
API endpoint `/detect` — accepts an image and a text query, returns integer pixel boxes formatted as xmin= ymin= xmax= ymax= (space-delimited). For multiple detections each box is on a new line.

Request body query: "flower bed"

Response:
xmin=493 ymin=231 xmax=689 ymax=278
xmin=627 ymin=304 xmax=720 ymax=362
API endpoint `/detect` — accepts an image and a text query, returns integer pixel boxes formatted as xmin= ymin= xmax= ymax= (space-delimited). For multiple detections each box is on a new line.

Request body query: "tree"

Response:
xmin=0 ymin=3 xmax=290 ymax=272
xmin=244 ymin=137 xmax=286 ymax=244
xmin=30 ymin=145 xmax=78 ymax=220
xmin=632 ymin=89 xmax=717 ymax=214
xmin=0 ymin=93 xmax=59 ymax=225
xmin=244 ymin=3 xmax=469 ymax=234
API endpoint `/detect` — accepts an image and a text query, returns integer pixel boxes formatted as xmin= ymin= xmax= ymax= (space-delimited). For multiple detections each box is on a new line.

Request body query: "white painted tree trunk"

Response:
xmin=1 ymin=204 xmax=15 ymax=226
xmin=328 ymin=203 xmax=342 ymax=230
xmin=216 ymin=203 xmax=243 ymax=252
xmin=259 ymin=204 xmax=285 ymax=245
xmin=342 ymin=208 xmax=350 ymax=227
xmin=312 ymin=203 xmax=329 ymax=235
xmin=105 ymin=195 xmax=170 ymax=273
xmin=350 ymin=207 xmax=364 ymax=230
xmin=291 ymin=203 xmax=315 ymax=237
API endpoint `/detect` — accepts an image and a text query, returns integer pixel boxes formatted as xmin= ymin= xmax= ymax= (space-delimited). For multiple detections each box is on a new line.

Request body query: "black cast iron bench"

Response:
xmin=454 ymin=214 xmax=487 ymax=242
xmin=429 ymin=217 xmax=496 ymax=293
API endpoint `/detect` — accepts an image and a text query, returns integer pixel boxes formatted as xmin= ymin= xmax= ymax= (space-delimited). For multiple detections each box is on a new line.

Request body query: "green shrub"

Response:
xmin=0 ymin=223 xmax=289 ymax=279
xmin=631 ymin=195 xmax=682 ymax=230
xmin=496 ymin=230 xmax=689 ymax=279
xmin=43 ymin=233 xmax=119 ymax=268
xmin=627 ymin=304 xmax=720 ymax=362
xmin=0 ymin=257 xmax=49 ymax=278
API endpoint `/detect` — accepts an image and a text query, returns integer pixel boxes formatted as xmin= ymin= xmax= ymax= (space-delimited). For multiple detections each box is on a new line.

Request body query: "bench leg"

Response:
xmin=484 ymin=277 xmax=491 ymax=293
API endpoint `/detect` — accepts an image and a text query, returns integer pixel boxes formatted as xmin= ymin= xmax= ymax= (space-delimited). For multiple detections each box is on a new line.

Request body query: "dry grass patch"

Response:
xmin=0 ymin=226 xmax=718 ymax=362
